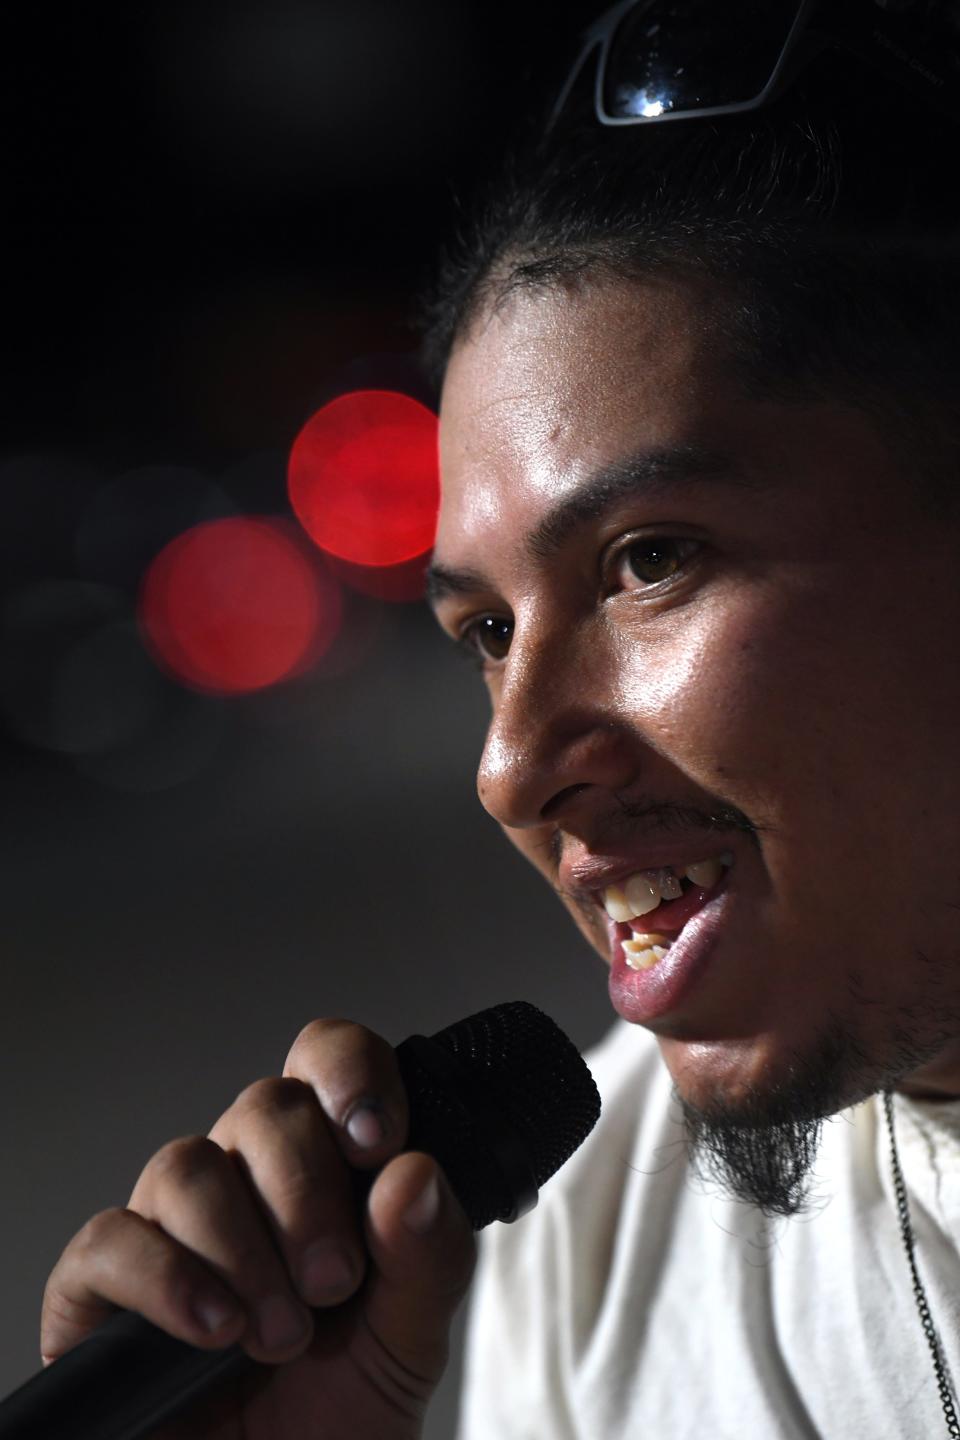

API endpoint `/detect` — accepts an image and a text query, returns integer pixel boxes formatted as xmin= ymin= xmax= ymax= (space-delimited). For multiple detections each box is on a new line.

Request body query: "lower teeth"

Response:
xmin=623 ymin=939 xmax=671 ymax=971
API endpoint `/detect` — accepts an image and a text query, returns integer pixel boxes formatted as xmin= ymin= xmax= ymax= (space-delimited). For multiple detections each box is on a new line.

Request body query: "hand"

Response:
xmin=40 ymin=1019 xmax=476 ymax=1440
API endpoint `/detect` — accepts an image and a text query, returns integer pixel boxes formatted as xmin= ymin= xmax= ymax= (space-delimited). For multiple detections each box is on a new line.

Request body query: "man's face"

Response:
xmin=430 ymin=275 xmax=960 ymax=1121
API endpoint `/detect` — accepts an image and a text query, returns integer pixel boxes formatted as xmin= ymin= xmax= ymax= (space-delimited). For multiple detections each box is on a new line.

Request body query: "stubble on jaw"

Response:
xmin=676 ymin=966 xmax=960 ymax=1218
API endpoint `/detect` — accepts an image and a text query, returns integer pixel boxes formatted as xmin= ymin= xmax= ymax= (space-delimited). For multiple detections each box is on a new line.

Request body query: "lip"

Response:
xmin=559 ymin=845 xmax=735 ymax=906
xmin=606 ymin=876 xmax=732 ymax=1026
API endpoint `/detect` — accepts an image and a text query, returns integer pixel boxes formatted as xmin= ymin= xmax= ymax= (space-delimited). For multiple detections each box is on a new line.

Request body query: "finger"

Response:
xmin=209 ymin=1076 xmax=365 ymax=1309
xmin=41 ymin=1207 xmax=246 ymax=1364
xmin=283 ymin=1018 xmax=409 ymax=1168
xmin=129 ymin=1135 xmax=313 ymax=1364
xmin=360 ymin=1152 xmax=476 ymax=1391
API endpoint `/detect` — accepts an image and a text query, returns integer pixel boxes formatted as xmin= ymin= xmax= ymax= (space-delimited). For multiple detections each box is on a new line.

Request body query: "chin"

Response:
xmin=657 ymin=1026 xmax=870 ymax=1129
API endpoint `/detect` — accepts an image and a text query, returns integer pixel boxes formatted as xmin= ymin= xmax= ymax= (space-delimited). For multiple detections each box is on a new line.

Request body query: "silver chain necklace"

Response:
xmin=882 ymin=1090 xmax=960 ymax=1439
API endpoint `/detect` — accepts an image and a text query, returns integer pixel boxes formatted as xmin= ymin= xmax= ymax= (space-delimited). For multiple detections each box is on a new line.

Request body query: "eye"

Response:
xmin=615 ymin=536 xmax=699 ymax=589
xmin=460 ymin=614 xmax=514 ymax=665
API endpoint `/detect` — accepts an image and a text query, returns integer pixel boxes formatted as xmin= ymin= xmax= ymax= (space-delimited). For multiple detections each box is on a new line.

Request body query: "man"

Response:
xmin=38 ymin=3 xmax=960 ymax=1436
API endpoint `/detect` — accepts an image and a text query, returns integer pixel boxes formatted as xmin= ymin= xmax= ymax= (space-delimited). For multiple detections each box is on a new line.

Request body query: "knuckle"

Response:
xmin=73 ymin=1206 xmax=128 ymax=1258
xmin=235 ymin=1075 xmax=314 ymax=1119
xmin=149 ymin=1134 xmax=222 ymax=1187
xmin=286 ymin=1016 xmax=362 ymax=1067
xmin=41 ymin=1209 xmax=138 ymax=1356
xmin=286 ymin=1018 xmax=395 ymax=1091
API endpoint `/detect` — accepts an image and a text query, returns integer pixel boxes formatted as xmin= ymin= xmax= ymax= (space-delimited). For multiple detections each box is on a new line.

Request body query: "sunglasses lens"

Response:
xmin=603 ymin=0 xmax=803 ymax=119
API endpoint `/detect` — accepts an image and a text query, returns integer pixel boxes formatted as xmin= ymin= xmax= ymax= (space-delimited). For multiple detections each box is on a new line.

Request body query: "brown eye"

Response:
xmin=619 ymin=537 xmax=696 ymax=587
xmin=463 ymin=615 xmax=513 ymax=663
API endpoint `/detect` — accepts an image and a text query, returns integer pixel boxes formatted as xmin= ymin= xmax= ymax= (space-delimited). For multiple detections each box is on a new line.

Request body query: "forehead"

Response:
xmin=437 ymin=276 xmax=723 ymax=547
xmin=435 ymin=274 xmax=947 ymax=576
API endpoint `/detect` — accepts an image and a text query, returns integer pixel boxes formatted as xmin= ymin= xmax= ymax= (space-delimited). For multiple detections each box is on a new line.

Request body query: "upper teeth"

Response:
xmin=602 ymin=855 xmax=730 ymax=922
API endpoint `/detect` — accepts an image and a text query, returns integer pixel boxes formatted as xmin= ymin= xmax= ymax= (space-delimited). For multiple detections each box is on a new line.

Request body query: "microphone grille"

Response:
xmin=396 ymin=1001 xmax=601 ymax=1229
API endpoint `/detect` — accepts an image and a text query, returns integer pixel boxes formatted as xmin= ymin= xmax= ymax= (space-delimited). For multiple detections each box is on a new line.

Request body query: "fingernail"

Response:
xmin=403 ymin=1173 xmax=440 ymax=1235
xmin=258 ymin=1294 xmax=309 ymax=1353
xmin=193 ymin=1293 xmax=241 ymax=1335
xmin=346 ymin=1102 xmax=386 ymax=1150
xmin=300 ymin=1241 xmax=357 ymax=1305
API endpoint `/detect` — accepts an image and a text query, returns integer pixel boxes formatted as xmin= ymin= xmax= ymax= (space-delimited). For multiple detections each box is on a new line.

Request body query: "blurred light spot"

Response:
xmin=326 ymin=549 xmax=430 ymax=603
xmin=75 ymin=464 xmax=232 ymax=589
xmin=288 ymin=390 xmax=438 ymax=567
xmin=0 ymin=454 xmax=100 ymax=587
xmin=0 ymin=581 xmax=160 ymax=755
xmin=296 ymin=597 xmax=384 ymax=681
xmin=75 ymin=683 xmax=226 ymax=793
xmin=254 ymin=593 xmax=386 ymax=711
xmin=139 ymin=518 xmax=340 ymax=694
xmin=52 ymin=622 xmax=162 ymax=754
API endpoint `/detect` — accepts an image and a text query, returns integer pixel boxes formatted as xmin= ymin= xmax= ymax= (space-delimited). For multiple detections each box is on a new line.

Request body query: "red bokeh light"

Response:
xmin=287 ymin=390 xmax=439 ymax=567
xmin=139 ymin=518 xmax=341 ymax=694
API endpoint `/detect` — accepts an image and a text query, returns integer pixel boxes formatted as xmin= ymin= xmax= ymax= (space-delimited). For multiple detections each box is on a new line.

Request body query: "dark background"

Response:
xmin=0 ymin=2 xmax=613 ymax=1432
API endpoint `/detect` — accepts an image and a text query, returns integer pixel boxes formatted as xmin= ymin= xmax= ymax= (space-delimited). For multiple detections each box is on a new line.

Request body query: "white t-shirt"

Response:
xmin=457 ymin=1020 xmax=960 ymax=1439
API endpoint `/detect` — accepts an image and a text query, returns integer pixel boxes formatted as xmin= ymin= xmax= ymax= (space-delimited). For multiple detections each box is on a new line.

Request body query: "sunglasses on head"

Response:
xmin=551 ymin=0 xmax=960 ymax=129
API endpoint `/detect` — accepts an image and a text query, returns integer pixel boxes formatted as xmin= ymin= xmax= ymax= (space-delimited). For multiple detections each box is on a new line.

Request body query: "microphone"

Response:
xmin=0 ymin=1001 xmax=601 ymax=1440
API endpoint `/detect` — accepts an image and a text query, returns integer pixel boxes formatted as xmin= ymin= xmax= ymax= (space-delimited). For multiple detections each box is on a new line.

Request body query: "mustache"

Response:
xmin=612 ymin=795 xmax=759 ymax=839
xmin=546 ymin=793 xmax=761 ymax=872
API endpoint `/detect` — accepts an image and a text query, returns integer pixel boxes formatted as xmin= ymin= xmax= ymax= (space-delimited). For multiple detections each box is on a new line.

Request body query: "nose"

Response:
xmin=477 ymin=626 xmax=640 ymax=831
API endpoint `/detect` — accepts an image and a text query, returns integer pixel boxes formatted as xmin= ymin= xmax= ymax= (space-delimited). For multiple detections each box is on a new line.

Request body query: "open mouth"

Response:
xmin=599 ymin=853 xmax=733 ymax=971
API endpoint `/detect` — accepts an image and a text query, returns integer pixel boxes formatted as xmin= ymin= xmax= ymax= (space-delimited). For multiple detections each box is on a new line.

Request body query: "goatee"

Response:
xmin=676 ymin=1024 xmax=864 ymax=1218
xmin=679 ymin=1096 xmax=825 ymax=1217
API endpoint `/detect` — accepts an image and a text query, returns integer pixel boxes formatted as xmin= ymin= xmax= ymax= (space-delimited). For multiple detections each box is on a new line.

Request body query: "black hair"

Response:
xmin=422 ymin=46 xmax=960 ymax=497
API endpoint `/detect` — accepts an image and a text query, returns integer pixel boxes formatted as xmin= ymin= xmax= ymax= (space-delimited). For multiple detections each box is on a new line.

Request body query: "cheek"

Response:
xmin=613 ymin=582 xmax=880 ymax=830
xmin=614 ymin=594 xmax=782 ymax=793
xmin=617 ymin=578 xmax=960 ymax=890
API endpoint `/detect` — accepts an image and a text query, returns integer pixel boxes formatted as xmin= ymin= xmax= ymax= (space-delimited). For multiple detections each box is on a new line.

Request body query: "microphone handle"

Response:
xmin=0 ymin=1311 xmax=254 ymax=1440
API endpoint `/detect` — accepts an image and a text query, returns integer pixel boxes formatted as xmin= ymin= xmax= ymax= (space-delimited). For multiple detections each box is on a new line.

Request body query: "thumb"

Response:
xmin=362 ymin=1150 xmax=476 ymax=1384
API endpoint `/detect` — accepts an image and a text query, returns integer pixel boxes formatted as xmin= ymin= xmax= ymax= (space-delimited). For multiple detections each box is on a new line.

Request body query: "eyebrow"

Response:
xmin=425 ymin=442 xmax=759 ymax=606
xmin=425 ymin=563 xmax=493 ymax=606
xmin=528 ymin=443 xmax=758 ymax=559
